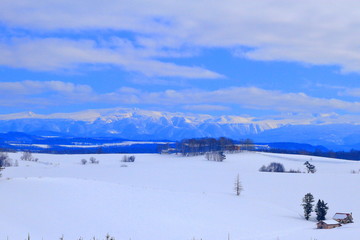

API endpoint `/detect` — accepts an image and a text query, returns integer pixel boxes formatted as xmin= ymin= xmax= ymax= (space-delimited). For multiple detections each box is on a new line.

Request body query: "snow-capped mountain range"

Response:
xmin=1 ymin=108 xmax=360 ymax=150
xmin=0 ymin=108 xmax=278 ymax=139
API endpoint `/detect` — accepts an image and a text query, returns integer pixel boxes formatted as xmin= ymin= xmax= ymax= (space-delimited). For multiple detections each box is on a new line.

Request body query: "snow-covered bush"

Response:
xmin=122 ymin=155 xmax=135 ymax=162
xmin=0 ymin=152 xmax=13 ymax=167
xmin=89 ymin=157 xmax=99 ymax=164
xmin=81 ymin=159 xmax=87 ymax=165
xmin=259 ymin=162 xmax=285 ymax=172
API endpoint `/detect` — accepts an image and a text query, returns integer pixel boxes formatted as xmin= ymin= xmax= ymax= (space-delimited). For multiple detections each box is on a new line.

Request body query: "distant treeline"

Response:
xmin=161 ymin=137 xmax=360 ymax=161
xmin=260 ymin=148 xmax=360 ymax=161
xmin=0 ymin=144 xmax=165 ymax=154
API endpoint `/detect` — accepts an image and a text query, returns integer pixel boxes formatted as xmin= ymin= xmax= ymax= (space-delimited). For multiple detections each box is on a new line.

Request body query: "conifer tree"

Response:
xmin=301 ymin=193 xmax=314 ymax=220
xmin=315 ymin=199 xmax=329 ymax=221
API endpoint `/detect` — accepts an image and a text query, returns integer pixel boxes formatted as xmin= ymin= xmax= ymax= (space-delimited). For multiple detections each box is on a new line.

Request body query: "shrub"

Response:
xmin=205 ymin=151 xmax=226 ymax=162
xmin=89 ymin=157 xmax=99 ymax=164
xmin=122 ymin=155 xmax=135 ymax=162
xmin=20 ymin=152 xmax=38 ymax=162
xmin=259 ymin=162 xmax=285 ymax=172
xmin=0 ymin=152 xmax=13 ymax=167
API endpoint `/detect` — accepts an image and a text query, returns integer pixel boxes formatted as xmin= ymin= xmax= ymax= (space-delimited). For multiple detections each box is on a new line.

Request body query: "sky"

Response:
xmin=1 ymin=0 xmax=360 ymax=122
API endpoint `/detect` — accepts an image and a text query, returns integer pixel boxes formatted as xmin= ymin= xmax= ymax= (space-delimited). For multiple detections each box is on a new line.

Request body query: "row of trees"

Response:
xmin=259 ymin=161 xmax=316 ymax=173
xmin=302 ymin=193 xmax=329 ymax=221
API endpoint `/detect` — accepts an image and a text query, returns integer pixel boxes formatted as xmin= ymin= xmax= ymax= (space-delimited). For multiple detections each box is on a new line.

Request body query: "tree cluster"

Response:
xmin=301 ymin=193 xmax=329 ymax=221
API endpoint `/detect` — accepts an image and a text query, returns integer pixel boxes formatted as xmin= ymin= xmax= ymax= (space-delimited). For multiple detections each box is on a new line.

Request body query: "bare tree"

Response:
xmin=205 ymin=151 xmax=225 ymax=162
xmin=234 ymin=174 xmax=243 ymax=196
xmin=20 ymin=151 xmax=38 ymax=162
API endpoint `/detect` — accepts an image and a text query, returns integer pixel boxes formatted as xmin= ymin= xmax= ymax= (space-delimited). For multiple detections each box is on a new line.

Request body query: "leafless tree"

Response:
xmin=234 ymin=174 xmax=243 ymax=196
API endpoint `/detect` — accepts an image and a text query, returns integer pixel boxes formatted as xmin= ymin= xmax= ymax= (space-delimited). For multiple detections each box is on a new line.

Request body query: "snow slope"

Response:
xmin=0 ymin=152 xmax=359 ymax=240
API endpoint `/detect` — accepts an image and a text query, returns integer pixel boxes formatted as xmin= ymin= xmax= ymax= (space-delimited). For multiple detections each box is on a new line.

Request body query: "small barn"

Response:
xmin=333 ymin=212 xmax=353 ymax=224
xmin=317 ymin=220 xmax=342 ymax=229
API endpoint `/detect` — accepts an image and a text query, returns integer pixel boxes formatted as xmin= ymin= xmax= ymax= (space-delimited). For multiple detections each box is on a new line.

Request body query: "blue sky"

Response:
xmin=1 ymin=0 xmax=360 ymax=122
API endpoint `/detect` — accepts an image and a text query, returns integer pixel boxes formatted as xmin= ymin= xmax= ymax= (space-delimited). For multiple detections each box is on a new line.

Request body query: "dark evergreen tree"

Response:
xmin=301 ymin=193 xmax=315 ymax=220
xmin=315 ymin=199 xmax=329 ymax=221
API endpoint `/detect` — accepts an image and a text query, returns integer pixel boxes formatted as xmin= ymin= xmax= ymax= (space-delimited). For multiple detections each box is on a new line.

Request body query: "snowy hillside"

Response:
xmin=1 ymin=152 xmax=359 ymax=240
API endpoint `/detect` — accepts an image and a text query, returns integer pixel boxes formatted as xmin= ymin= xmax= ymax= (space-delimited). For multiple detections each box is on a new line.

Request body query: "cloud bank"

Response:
xmin=2 ymin=0 xmax=360 ymax=73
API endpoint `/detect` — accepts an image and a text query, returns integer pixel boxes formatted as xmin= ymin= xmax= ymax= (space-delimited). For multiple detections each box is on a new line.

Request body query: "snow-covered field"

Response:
xmin=1 ymin=152 xmax=359 ymax=240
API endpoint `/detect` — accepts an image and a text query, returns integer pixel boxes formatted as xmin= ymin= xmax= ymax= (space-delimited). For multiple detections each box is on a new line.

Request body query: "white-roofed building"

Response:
xmin=317 ymin=220 xmax=342 ymax=229
xmin=333 ymin=212 xmax=353 ymax=224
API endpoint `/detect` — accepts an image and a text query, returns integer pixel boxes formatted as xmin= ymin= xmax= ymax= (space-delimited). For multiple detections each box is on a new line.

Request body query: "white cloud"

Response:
xmin=0 ymin=80 xmax=92 ymax=95
xmin=183 ymin=104 xmax=231 ymax=112
xmin=2 ymin=80 xmax=360 ymax=114
xmin=2 ymin=1 xmax=360 ymax=72
xmin=0 ymin=80 xmax=94 ymax=108
xmin=338 ymin=88 xmax=360 ymax=97
xmin=0 ymin=38 xmax=222 ymax=79
xmin=90 ymin=86 xmax=360 ymax=114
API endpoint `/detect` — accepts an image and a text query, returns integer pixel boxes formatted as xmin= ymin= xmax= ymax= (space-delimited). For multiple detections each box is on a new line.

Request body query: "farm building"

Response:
xmin=317 ymin=220 xmax=342 ymax=229
xmin=333 ymin=213 xmax=353 ymax=224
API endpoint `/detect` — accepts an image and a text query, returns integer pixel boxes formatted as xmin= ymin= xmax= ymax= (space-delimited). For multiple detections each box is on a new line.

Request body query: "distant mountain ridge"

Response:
xmin=0 ymin=108 xmax=278 ymax=140
xmin=1 ymin=108 xmax=360 ymax=150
